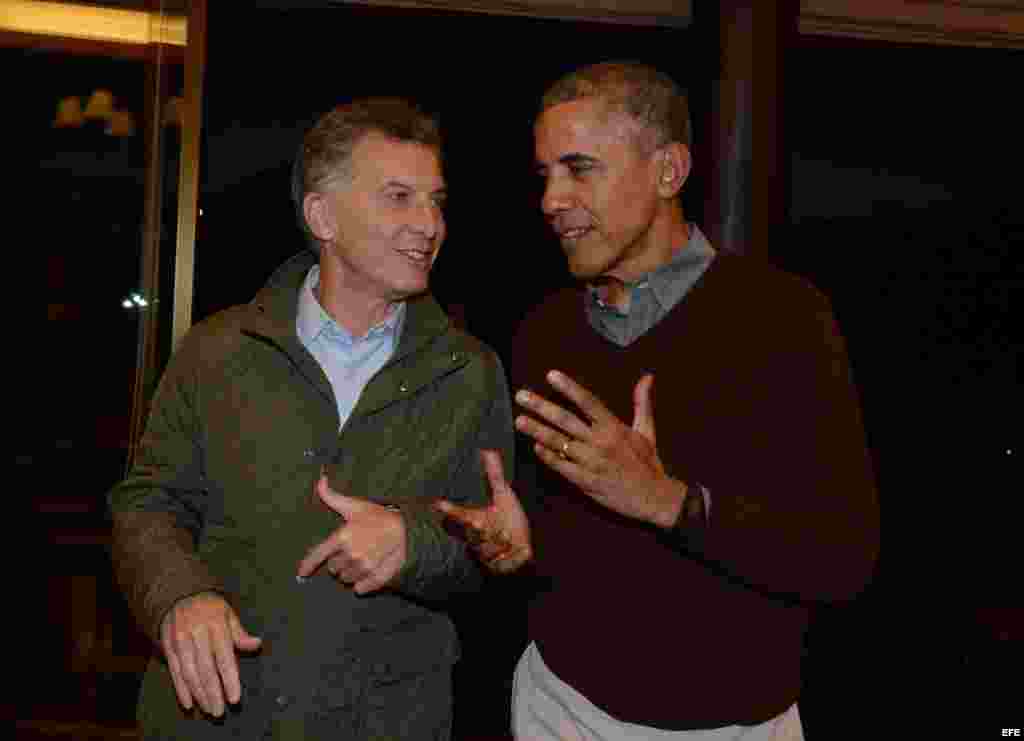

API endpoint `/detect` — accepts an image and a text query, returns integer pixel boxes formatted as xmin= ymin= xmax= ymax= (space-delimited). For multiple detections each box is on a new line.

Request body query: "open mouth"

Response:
xmin=398 ymin=249 xmax=433 ymax=267
xmin=559 ymin=226 xmax=593 ymax=244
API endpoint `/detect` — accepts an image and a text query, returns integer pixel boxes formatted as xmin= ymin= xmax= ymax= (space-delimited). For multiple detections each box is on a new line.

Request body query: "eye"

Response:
xmin=389 ymin=190 xmax=411 ymax=203
xmin=568 ymin=163 xmax=592 ymax=178
xmin=431 ymin=193 xmax=448 ymax=209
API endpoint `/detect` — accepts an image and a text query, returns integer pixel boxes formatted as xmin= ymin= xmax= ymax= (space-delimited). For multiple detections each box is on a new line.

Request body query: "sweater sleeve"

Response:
xmin=666 ymin=284 xmax=880 ymax=605
xmin=107 ymin=332 xmax=227 ymax=643
xmin=391 ymin=352 xmax=516 ymax=603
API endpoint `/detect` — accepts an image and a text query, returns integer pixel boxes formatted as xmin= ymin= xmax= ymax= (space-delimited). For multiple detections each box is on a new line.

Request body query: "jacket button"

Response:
xmin=275 ymin=694 xmax=290 ymax=708
xmin=451 ymin=352 xmax=459 ymax=362
xmin=303 ymin=449 xmax=315 ymax=458
xmin=398 ymin=382 xmax=408 ymax=393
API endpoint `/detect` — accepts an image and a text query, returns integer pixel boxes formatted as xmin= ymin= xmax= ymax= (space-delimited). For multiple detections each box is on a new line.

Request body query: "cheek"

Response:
xmin=609 ymin=178 xmax=654 ymax=229
xmin=372 ymin=212 xmax=405 ymax=240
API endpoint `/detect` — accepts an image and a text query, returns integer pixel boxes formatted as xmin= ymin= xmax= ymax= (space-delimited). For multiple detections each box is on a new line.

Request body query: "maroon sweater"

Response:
xmin=510 ymin=256 xmax=879 ymax=730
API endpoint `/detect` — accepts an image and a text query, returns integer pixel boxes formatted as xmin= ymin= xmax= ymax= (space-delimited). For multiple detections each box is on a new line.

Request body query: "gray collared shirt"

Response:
xmin=585 ymin=223 xmax=716 ymax=347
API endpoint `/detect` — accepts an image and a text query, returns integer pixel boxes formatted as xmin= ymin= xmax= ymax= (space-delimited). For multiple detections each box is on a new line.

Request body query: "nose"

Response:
xmin=541 ymin=175 xmax=574 ymax=217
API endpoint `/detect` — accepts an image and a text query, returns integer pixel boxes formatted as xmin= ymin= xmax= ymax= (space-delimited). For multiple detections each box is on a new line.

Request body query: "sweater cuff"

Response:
xmin=665 ymin=481 xmax=710 ymax=552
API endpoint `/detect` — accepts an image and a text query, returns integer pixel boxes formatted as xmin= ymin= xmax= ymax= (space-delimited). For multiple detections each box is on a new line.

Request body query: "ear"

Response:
xmin=656 ymin=143 xmax=692 ymax=198
xmin=303 ymin=191 xmax=336 ymax=243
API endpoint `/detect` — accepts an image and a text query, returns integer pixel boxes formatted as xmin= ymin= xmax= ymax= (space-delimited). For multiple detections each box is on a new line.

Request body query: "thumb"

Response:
xmin=632 ymin=373 xmax=657 ymax=445
xmin=228 ymin=611 xmax=262 ymax=652
xmin=316 ymin=475 xmax=364 ymax=518
xmin=434 ymin=498 xmax=472 ymax=519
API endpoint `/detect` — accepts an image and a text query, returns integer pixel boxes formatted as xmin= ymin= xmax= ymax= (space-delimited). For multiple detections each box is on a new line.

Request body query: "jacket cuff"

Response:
xmin=392 ymin=500 xmax=482 ymax=603
xmin=143 ymin=564 xmax=229 ymax=645
xmin=111 ymin=510 xmax=226 ymax=644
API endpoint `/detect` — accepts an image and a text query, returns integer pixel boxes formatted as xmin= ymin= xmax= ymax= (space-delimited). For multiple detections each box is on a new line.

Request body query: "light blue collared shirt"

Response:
xmin=295 ymin=265 xmax=405 ymax=430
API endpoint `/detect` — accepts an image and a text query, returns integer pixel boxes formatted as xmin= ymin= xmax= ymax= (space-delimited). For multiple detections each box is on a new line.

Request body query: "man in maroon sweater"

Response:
xmin=438 ymin=62 xmax=879 ymax=740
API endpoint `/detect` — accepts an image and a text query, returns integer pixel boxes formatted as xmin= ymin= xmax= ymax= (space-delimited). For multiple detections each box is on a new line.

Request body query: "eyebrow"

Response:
xmin=536 ymin=153 xmax=600 ymax=171
xmin=381 ymin=180 xmax=447 ymax=195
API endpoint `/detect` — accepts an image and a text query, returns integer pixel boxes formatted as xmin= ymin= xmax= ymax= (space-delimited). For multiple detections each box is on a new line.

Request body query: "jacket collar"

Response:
xmin=241 ymin=249 xmax=452 ymax=376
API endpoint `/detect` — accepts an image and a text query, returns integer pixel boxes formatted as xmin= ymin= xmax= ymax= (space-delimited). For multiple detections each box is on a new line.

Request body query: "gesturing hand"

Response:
xmin=434 ymin=450 xmax=532 ymax=574
xmin=160 ymin=592 xmax=262 ymax=717
xmin=515 ymin=371 xmax=686 ymax=528
xmin=296 ymin=475 xmax=407 ymax=594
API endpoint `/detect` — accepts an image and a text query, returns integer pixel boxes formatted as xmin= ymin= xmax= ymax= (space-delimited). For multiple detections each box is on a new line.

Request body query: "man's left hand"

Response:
xmin=515 ymin=371 xmax=686 ymax=529
xmin=297 ymin=476 xmax=407 ymax=594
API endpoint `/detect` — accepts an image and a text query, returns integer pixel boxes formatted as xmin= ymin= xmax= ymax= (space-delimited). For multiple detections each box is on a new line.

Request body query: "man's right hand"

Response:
xmin=160 ymin=592 xmax=262 ymax=717
xmin=434 ymin=450 xmax=532 ymax=574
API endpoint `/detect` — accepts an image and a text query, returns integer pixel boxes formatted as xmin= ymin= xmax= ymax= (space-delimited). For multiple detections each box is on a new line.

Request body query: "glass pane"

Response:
xmin=12 ymin=1 xmax=194 ymax=734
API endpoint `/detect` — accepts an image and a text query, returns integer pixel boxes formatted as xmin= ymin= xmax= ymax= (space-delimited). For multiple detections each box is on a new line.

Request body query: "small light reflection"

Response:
xmin=122 ymin=292 xmax=151 ymax=309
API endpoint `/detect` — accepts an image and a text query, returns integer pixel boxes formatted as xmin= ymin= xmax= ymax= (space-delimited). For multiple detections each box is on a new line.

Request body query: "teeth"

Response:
xmin=562 ymin=227 xmax=590 ymax=239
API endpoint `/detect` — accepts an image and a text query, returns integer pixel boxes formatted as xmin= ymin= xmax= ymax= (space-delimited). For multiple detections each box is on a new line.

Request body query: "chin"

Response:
xmin=567 ymin=255 xmax=613 ymax=282
xmin=392 ymin=278 xmax=430 ymax=299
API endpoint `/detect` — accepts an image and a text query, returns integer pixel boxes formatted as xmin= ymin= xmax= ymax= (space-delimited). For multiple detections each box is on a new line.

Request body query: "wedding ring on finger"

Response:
xmin=559 ymin=439 xmax=571 ymax=460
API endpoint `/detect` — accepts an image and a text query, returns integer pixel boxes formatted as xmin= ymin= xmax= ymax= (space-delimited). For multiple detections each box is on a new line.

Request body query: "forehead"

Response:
xmin=534 ymin=98 xmax=639 ymax=163
xmin=350 ymin=132 xmax=444 ymax=187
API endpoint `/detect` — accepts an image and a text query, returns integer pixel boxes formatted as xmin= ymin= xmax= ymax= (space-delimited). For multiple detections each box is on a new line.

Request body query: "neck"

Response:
xmin=316 ymin=255 xmax=398 ymax=339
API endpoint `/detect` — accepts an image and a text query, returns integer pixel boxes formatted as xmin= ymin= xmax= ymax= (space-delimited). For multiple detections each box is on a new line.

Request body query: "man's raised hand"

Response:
xmin=434 ymin=450 xmax=532 ymax=573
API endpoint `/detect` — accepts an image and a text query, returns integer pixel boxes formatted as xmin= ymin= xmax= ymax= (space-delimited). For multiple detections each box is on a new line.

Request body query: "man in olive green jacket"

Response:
xmin=109 ymin=98 xmax=513 ymax=740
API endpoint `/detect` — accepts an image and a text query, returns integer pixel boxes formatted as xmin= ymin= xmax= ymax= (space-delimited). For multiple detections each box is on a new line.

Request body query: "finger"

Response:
xmin=230 ymin=615 xmax=263 ymax=653
xmin=482 ymin=449 xmax=529 ymax=521
xmin=534 ymin=441 xmax=597 ymax=491
xmin=486 ymin=545 xmax=531 ymax=574
xmin=516 ymin=417 xmax=599 ymax=471
xmin=192 ymin=630 xmax=226 ymax=716
xmin=478 ymin=537 xmax=514 ymax=561
xmin=316 ymin=475 xmax=366 ymax=519
xmin=175 ymin=634 xmax=211 ymax=715
xmin=434 ymin=499 xmax=484 ymax=528
xmin=632 ymin=373 xmax=657 ymax=445
xmin=515 ymin=388 xmax=591 ymax=441
xmin=297 ymin=530 xmax=345 ymax=579
xmin=164 ymin=643 xmax=194 ymax=711
xmin=212 ymin=623 xmax=242 ymax=707
xmin=489 ymin=550 xmax=525 ymax=570
xmin=353 ymin=546 xmax=403 ymax=595
xmin=545 ymin=370 xmax=614 ymax=425
xmin=480 ymin=449 xmax=512 ymax=502
xmin=437 ymin=506 xmax=493 ymax=549
xmin=354 ymin=572 xmax=386 ymax=595
xmin=515 ymin=414 xmax=575 ymax=455
xmin=328 ymin=553 xmax=363 ymax=584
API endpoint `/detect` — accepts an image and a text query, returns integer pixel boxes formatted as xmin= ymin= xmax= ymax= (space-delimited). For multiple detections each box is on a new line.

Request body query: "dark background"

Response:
xmin=199 ymin=8 xmax=1023 ymax=736
xmin=21 ymin=2 xmax=1021 ymax=738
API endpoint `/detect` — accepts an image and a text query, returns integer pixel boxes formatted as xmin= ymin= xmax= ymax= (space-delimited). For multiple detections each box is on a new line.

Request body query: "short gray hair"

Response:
xmin=291 ymin=97 xmax=442 ymax=250
xmin=540 ymin=61 xmax=691 ymax=154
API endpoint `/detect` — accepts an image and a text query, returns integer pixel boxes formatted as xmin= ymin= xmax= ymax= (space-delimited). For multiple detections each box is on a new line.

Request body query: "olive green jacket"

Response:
xmin=109 ymin=250 xmax=514 ymax=739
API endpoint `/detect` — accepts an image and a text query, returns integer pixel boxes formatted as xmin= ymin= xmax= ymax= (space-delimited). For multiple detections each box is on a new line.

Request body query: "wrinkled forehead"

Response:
xmin=535 ymin=98 xmax=650 ymax=161
xmin=349 ymin=132 xmax=445 ymax=187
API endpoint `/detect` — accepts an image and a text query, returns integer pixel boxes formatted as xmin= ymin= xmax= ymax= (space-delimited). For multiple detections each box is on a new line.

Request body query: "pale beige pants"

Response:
xmin=512 ymin=643 xmax=803 ymax=741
